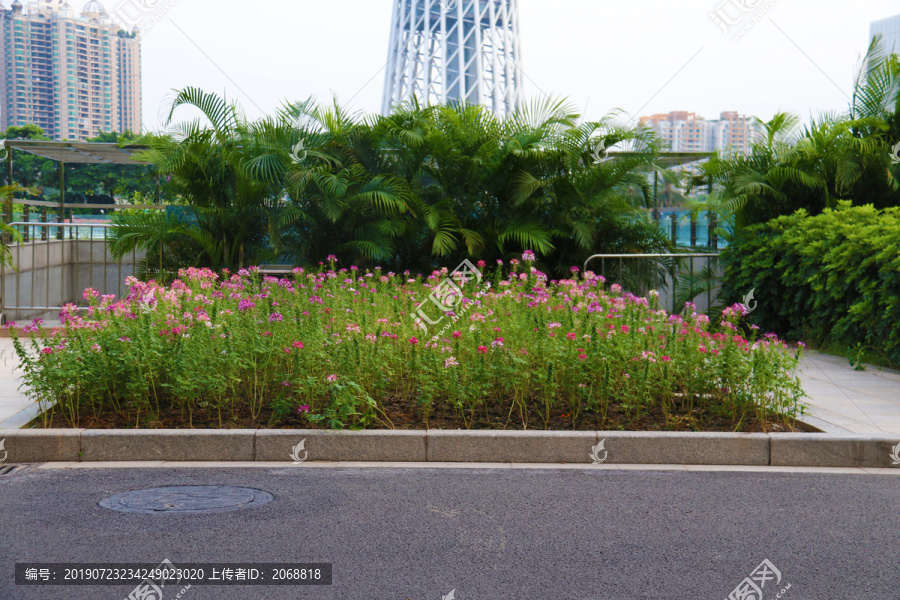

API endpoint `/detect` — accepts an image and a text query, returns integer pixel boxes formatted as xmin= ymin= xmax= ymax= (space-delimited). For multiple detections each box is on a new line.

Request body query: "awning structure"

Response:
xmin=1 ymin=140 xmax=160 ymax=214
xmin=1 ymin=140 xmax=151 ymax=165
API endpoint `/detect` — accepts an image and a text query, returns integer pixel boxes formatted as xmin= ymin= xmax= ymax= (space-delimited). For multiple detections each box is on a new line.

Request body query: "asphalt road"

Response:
xmin=1 ymin=466 xmax=898 ymax=600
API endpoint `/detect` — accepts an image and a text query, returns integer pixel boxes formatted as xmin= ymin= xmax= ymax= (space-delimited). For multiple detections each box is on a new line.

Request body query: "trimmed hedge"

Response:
xmin=721 ymin=202 xmax=900 ymax=364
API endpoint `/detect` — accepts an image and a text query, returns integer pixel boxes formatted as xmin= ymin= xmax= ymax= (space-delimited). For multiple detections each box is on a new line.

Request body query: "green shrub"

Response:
xmin=721 ymin=202 xmax=900 ymax=363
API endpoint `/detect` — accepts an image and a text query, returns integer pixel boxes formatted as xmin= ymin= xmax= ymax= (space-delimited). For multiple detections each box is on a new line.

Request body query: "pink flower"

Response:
xmin=567 ymin=332 xmax=576 ymax=341
xmin=476 ymin=260 xmax=486 ymax=268
xmin=283 ymin=348 xmax=292 ymax=354
xmin=41 ymin=347 xmax=54 ymax=355
xmin=297 ymin=404 xmax=311 ymax=414
xmin=620 ymin=325 xmax=630 ymax=333
xmin=91 ymin=344 xmax=101 ymax=352
xmin=444 ymin=356 xmax=459 ymax=368
xmin=409 ymin=337 xmax=419 ymax=345
xmin=661 ymin=356 xmax=671 ymax=362
xmin=477 ymin=345 xmax=488 ymax=355
xmin=452 ymin=331 xmax=462 ymax=338
xmin=292 ymin=341 xmax=304 ymax=349
xmin=326 ymin=374 xmax=339 ymax=383
xmin=522 ymin=250 xmax=535 ymax=263
xmin=269 ymin=312 xmax=283 ymax=322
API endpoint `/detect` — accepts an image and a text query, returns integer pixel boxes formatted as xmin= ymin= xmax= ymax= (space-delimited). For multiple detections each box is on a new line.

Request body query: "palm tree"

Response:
xmin=111 ymin=88 xmax=676 ymax=277
xmin=127 ymin=88 xmax=276 ymax=270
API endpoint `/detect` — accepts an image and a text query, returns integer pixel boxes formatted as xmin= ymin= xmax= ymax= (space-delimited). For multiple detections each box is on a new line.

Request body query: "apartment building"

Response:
xmin=639 ymin=110 xmax=761 ymax=155
xmin=0 ymin=0 xmax=141 ymax=140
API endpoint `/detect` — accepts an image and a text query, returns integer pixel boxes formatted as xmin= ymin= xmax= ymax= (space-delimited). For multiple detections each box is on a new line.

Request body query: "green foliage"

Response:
xmin=692 ymin=40 xmax=900 ymax=230
xmin=720 ymin=202 xmax=900 ymax=364
xmin=0 ymin=184 xmax=33 ymax=268
xmin=0 ymin=125 xmax=166 ymax=204
xmin=120 ymin=89 xmax=673 ymax=276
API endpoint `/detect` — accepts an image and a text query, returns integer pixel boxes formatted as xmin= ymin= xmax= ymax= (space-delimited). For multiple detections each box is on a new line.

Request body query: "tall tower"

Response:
xmin=381 ymin=0 xmax=522 ymax=117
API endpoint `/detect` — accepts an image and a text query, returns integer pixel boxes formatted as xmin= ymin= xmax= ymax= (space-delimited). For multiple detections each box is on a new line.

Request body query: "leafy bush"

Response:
xmin=720 ymin=202 xmax=900 ymax=364
xmin=11 ymin=258 xmax=805 ymax=430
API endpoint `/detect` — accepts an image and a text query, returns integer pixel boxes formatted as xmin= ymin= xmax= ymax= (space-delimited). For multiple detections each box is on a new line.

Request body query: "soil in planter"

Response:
xmin=29 ymin=394 xmax=808 ymax=433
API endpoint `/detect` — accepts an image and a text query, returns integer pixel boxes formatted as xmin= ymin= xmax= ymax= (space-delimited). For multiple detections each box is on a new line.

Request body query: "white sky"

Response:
xmin=130 ymin=0 xmax=900 ymax=131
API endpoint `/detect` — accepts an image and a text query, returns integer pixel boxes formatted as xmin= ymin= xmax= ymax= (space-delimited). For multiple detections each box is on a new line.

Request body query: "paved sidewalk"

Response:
xmin=797 ymin=350 xmax=900 ymax=435
xmin=0 ymin=340 xmax=898 ymax=435
xmin=0 ymin=338 xmax=35 ymax=428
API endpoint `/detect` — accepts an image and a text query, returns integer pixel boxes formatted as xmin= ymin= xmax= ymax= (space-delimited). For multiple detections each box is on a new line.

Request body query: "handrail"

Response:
xmin=584 ymin=252 xmax=719 ymax=273
xmin=6 ymin=198 xmax=165 ymax=209
xmin=8 ymin=222 xmax=116 ymax=227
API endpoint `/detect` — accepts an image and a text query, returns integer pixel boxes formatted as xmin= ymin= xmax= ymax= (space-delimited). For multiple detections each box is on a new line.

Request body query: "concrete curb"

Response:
xmin=1 ymin=429 xmax=899 ymax=468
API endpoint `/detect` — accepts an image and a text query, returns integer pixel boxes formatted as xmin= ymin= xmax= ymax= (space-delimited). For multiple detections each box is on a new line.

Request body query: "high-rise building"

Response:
xmin=381 ymin=0 xmax=522 ymax=117
xmin=0 ymin=0 xmax=141 ymax=140
xmin=639 ymin=111 xmax=761 ymax=155
xmin=871 ymin=15 xmax=900 ymax=54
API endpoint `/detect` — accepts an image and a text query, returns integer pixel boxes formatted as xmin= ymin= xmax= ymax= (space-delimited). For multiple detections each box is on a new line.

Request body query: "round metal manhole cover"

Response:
xmin=99 ymin=486 xmax=274 ymax=515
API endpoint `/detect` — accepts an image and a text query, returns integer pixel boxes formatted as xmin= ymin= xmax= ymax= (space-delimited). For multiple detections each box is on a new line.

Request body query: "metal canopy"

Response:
xmin=1 ymin=140 xmax=151 ymax=165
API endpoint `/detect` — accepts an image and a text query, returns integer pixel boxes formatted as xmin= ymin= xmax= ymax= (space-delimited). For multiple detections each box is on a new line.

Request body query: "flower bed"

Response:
xmin=12 ymin=257 xmax=806 ymax=431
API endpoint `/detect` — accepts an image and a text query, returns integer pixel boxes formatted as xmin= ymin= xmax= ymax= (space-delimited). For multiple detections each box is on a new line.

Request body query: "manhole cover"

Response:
xmin=99 ymin=486 xmax=274 ymax=514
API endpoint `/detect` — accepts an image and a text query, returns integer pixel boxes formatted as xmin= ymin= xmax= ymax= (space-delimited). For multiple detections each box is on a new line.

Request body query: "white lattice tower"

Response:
xmin=381 ymin=0 xmax=522 ymax=117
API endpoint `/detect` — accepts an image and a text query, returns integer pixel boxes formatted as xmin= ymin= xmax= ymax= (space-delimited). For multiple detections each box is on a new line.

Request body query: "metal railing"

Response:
xmin=584 ymin=253 xmax=722 ymax=315
xmin=0 ymin=222 xmax=140 ymax=320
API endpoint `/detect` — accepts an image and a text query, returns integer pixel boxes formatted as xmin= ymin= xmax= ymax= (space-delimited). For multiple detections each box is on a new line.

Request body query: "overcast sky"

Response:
xmin=129 ymin=0 xmax=899 ymax=131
